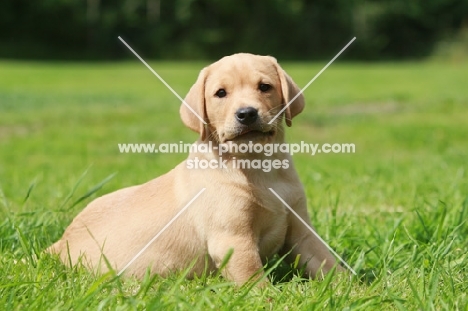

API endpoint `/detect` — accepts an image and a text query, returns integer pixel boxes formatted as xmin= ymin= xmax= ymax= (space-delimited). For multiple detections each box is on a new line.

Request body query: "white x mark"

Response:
xmin=117 ymin=188 xmax=206 ymax=276
xmin=118 ymin=36 xmax=206 ymax=125
xmin=269 ymin=37 xmax=356 ymax=124
xmin=269 ymin=188 xmax=357 ymax=275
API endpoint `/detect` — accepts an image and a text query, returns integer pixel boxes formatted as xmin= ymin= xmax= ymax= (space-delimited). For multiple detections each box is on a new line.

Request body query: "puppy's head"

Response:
xmin=180 ymin=53 xmax=304 ymax=142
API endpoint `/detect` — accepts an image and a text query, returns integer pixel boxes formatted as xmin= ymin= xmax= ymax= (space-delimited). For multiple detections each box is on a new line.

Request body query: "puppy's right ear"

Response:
xmin=180 ymin=67 xmax=208 ymax=140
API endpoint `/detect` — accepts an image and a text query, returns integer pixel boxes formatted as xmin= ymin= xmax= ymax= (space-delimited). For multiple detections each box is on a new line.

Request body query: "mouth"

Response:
xmin=226 ymin=129 xmax=275 ymax=142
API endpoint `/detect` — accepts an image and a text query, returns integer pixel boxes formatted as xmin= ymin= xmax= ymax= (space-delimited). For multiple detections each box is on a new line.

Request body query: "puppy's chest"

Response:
xmin=255 ymin=206 xmax=288 ymax=258
xmin=248 ymin=185 xmax=298 ymax=257
xmin=249 ymin=195 xmax=289 ymax=257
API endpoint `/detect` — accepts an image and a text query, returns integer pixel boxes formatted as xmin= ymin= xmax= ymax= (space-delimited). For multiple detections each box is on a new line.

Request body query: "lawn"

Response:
xmin=0 ymin=59 xmax=467 ymax=310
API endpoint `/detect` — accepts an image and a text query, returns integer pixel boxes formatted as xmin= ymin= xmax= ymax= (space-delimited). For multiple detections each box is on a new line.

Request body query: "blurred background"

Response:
xmin=1 ymin=0 xmax=468 ymax=61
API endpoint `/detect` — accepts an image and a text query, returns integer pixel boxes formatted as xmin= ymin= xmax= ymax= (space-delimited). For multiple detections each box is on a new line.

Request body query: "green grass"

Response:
xmin=1 ymin=59 xmax=467 ymax=310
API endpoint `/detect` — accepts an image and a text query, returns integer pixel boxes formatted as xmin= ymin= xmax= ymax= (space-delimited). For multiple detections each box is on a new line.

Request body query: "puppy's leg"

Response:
xmin=208 ymin=236 xmax=265 ymax=285
xmin=282 ymin=199 xmax=344 ymax=278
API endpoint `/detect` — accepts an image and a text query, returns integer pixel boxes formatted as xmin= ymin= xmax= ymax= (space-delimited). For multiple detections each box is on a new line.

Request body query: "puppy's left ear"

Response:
xmin=180 ymin=67 xmax=208 ymax=140
xmin=270 ymin=57 xmax=305 ymax=127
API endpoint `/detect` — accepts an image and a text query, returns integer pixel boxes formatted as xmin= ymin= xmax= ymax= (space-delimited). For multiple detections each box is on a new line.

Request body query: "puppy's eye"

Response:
xmin=259 ymin=83 xmax=271 ymax=92
xmin=215 ymin=89 xmax=227 ymax=98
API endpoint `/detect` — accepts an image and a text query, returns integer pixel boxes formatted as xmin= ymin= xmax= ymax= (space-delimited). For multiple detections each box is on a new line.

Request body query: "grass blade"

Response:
xmin=67 ymin=173 xmax=117 ymax=211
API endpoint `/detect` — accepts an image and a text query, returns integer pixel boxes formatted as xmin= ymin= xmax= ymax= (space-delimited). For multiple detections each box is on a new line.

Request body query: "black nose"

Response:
xmin=235 ymin=107 xmax=258 ymax=125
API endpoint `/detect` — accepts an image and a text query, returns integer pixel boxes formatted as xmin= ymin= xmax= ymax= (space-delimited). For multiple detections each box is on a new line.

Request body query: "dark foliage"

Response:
xmin=0 ymin=0 xmax=467 ymax=60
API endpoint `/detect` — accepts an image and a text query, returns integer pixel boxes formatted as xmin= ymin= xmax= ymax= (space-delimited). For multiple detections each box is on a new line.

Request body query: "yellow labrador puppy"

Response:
xmin=48 ymin=53 xmax=342 ymax=284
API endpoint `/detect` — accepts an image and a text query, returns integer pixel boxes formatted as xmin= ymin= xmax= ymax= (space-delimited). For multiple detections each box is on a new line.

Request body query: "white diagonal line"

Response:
xmin=268 ymin=188 xmax=357 ymax=275
xmin=117 ymin=188 xmax=206 ymax=276
xmin=118 ymin=36 xmax=206 ymax=125
xmin=269 ymin=37 xmax=356 ymax=125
